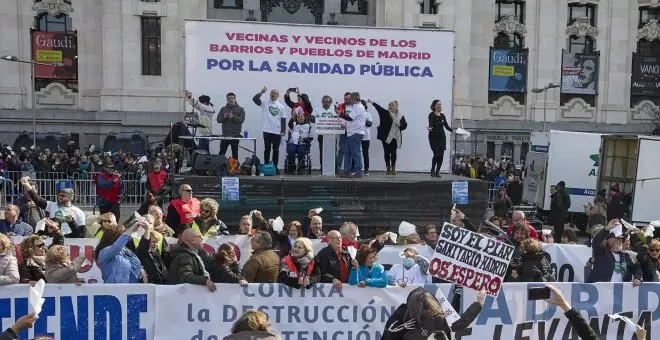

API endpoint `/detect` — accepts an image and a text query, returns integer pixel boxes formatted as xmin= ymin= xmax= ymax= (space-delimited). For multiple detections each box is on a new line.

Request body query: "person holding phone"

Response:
xmin=95 ymin=221 xmax=146 ymax=284
xmin=427 ymin=99 xmax=453 ymax=178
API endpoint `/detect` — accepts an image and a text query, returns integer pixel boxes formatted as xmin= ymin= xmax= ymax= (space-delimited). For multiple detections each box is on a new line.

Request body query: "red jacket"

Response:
xmin=169 ymin=198 xmax=200 ymax=225
xmin=147 ymin=170 xmax=167 ymax=193
xmin=507 ymin=221 xmax=539 ymax=240
xmin=320 ymin=237 xmax=358 ymax=249
xmin=95 ymin=171 xmax=121 ymax=204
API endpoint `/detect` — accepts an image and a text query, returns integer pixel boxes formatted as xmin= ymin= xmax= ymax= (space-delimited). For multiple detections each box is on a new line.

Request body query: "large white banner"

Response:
xmin=154 ymin=283 xmax=660 ymax=340
xmin=0 ymin=284 xmax=156 ymax=340
xmin=1 ymin=283 xmax=658 ymax=339
xmin=184 ymin=20 xmax=455 ymax=172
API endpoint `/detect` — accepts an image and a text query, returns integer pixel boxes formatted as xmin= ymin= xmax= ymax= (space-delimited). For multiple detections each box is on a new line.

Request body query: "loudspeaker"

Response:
xmin=192 ymin=150 xmax=228 ymax=176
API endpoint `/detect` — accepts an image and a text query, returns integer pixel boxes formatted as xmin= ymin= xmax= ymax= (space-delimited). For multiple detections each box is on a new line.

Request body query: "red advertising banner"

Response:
xmin=31 ymin=31 xmax=78 ymax=80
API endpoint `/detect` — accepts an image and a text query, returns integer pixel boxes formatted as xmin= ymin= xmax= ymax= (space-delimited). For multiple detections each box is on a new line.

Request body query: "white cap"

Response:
xmin=398 ymin=221 xmax=417 ymax=237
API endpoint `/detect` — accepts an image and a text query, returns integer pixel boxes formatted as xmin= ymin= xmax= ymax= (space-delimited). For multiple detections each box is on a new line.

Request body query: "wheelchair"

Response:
xmin=284 ymin=137 xmax=313 ymax=175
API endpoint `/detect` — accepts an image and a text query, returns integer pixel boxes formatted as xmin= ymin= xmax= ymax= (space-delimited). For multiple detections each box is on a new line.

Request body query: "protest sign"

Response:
xmin=429 ymin=222 xmax=515 ymax=295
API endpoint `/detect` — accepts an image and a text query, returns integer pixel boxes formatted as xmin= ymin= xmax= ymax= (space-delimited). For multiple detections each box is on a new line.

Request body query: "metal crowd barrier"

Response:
xmin=0 ymin=170 xmax=147 ymax=208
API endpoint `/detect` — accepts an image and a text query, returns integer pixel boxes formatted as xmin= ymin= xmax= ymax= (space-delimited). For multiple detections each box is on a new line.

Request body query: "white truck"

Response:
xmin=523 ymin=130 xmax=602 ymax=229
xmin=597 ymin=135 xmax=660 ymax=225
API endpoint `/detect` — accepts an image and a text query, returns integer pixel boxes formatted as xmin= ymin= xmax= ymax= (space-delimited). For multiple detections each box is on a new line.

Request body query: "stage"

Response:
xmin=171 ymin=171 xmax=490 ymax=236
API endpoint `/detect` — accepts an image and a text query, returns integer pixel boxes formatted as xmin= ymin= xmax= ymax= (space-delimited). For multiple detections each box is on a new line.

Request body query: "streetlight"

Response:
xmin=1 ymin=55 xmax=65 ymax=148
xmin=531 ymin=82 xmax=561 ymax=132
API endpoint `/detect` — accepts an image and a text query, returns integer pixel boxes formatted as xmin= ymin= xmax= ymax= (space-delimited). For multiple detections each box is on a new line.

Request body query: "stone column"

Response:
xmin=494 ymin=142 xmax=503 ymax=159
xmin=100 ymin=0 xmax=124 ymax=111
xmin=513 ymin=143 xmax=521 ymax=163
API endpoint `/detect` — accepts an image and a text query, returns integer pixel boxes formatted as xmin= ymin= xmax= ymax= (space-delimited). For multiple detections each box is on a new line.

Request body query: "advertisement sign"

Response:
xmin=488 ymin=49 xmax=528 ymax=92
xmin=185 ymin=20 xmax=455 ymax=172
xmin=561 ymin=53 xmax=598 ymax=94
xmin=522 ymin=151 xmax=548 ymax=205
xmin=631 ymin=55 xmax=660 ymax=95
xmin=31 ymin=31 xmax=78 ymax=79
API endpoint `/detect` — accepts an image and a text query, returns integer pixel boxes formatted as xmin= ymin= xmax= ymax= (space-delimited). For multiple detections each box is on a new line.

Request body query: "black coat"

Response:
xmin=278 ymin=258 xmax=321 ymax=289
xmin=549 ymin=192 xmax=566 ymax=226
xmin=315 ymin=245 xmax=352 ymax=283
xmin=381 ymin=301 xmax=483 ymax=340
xmin=636 ymin=247 xmax=660 ymax=282
xmin=166 ymin=245 xmax=212 ymax=286
xmin=126 ymin=237 xmax=170 ymax=284
xmin=210 ymin=262 xmax=245 ymax=283
xmin=372 ymin=102 xmax=407 ymax=143
xmin=518 ymin=251 xmax=554 ymax=282
xmin=588 ymin=230 xmax=642 ymax=283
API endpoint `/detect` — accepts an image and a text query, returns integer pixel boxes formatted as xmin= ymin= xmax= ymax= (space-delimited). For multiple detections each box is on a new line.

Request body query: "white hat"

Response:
xmin=398 ymin=221 xmax=417 ymax=237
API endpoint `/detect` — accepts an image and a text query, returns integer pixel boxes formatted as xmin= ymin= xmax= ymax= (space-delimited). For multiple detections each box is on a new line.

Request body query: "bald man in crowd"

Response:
xmin=166 ymin=184 xmax=201 ymax=237
xmin=167 ymin=229 xmax=216 ymax=292
xmin=316 ymin=230 xmax=352 ymax=291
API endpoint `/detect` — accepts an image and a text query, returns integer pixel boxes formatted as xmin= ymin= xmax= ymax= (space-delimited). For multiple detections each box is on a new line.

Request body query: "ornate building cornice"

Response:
xmin=568 ymin=0 xmax=599 ymax=5
xmin=638 ymin=19 xmax=660 ymax=41
xmin=493 ymin=15 xmax=527 ymax=37
xmin=566 ymin=17 xmax=599 ymax=38
xmin=639 ymin=0 xmax=660 ymax=8
xmin=32 ymin=0 xmax=74 ymax=17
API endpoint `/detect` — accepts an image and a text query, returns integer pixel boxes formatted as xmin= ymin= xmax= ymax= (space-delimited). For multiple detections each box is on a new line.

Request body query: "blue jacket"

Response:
xmin=97 ymin=234 xmax=142 ymax=283
xmin=348 ymin=264 xmax=388 ymax=288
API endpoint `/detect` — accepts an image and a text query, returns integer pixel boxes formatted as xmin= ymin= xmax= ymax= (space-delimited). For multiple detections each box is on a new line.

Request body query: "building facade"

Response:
xmin=0 ymin=0 xmax=658 ymax=161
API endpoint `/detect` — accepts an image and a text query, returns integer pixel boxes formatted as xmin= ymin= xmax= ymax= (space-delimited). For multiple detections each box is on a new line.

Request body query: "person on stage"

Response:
xmin=184 ymin=90 xmax=216 ymax=152
xmin=368 ymin=99 xmax=407 ymax=175
xmin=311 ymin=95 xmax=336 ymax=169
xmin=427 ymin=99 xmax=453 ymax=178
xmin=284 ymin=87 xmax=313 ymax=118
xmin=253 ymin=86 xmax=287 ymax=175
xmin=217 ymin=92 xmax=246 ymax=160
xmin=360 ymin=100 xmax=373 ymax=175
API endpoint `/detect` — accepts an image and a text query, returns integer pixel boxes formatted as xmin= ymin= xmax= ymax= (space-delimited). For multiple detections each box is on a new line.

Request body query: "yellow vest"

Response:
xmin=132 ymin=237 xmax=163 ymax=255
xmin=191 ymin=221 xmax=220 ymax=237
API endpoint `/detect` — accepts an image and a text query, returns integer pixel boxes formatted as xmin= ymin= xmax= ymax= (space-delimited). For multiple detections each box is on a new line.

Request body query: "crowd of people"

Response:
xmin=184 ymin=88 xmax=468 ymax=178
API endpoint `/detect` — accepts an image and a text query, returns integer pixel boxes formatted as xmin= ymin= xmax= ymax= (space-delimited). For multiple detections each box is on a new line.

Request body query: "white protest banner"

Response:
xmin=430 ymin=223 xmax=515 ymax=295
xmin=10 ymin=235 xmax=253 ymax=283
xmin=153 ymin=282 xmax=660 ymax=340
xmin=314 ymin=117 xmax=345 ymax=135
xmin=0 ymin=284 xmax=155 ymax=339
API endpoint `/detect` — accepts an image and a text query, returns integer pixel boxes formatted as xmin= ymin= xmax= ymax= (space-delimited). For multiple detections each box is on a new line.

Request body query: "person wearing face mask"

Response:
xmin=217 ymin=92 xmax=246 ymax=161
xmin=279 ymin=237 xmax=320 ymax=289
xmin=253 ymin=86 xmax=287 ymax=174
xmin=20 ymin=178 xmax=85 ymax=238
xmin=588 ymin=219 xmax=642 ymax=285
xmin=386 ymin=248 xmax=430 ymax=287
xmin=349 ymin=244 xmax=388 ymax=288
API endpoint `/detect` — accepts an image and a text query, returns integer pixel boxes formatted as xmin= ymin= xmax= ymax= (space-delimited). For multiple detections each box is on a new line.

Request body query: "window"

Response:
xmin=420 ymin=0 xmax=437 ymax=14
xmin=494 ymin=1 xmax=525 ymax=49
xmin=567 ymin=3 xmax=596 ymax=53
xmin=142 ymin=0 xmax=159 ymax=2
xmin=637 ymin=39 xmax=660 ymax=57
xmin=639 ymin=6 xmax=660 ymax=28
xmin=141 ymin=17 xmax=161 ymax=76
xmin=36 ymin=14 xmax=73 ymax=32
xmin=213 ymin=0 xmax=243 ymax=9
xmin=495 ymin=0 xmax=525 ymax=23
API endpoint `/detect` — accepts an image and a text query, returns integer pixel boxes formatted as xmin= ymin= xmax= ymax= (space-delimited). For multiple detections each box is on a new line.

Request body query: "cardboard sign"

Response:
xmin=429 ymin=222 xmax=515 ymax=296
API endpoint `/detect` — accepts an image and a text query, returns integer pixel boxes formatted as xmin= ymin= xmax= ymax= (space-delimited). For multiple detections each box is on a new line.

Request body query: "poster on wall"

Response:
xmin=184 ymin=20 xmax=455 ymax=172
xmin=31 ymin=31 xmax=78 ymax=79
xmin=631 ymin=55 xmax=660 ymax=95
xmin=488 ymin=49 xmax=528 ymax=92
xmin=561 ymin=52 xmax=598 ymax=95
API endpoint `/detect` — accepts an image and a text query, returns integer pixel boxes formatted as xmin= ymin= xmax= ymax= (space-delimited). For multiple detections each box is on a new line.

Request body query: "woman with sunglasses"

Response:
xmin=94 ymin=212 xmax=118 ymax=240
xmin=19 ymin=233 xmax=63 ymax=283
xmin=636 ymin=239 xmax=660 ymax=282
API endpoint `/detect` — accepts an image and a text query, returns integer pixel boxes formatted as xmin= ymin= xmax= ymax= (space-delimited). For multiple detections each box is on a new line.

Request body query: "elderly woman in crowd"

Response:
xmin=242 ymin=231 xmax=280 ymax=283
xmin=19 ymin=234 xmax=60 ymax=283
xmin=387 ymin=247 xmax=430 ymax=287
xmin=349 ymin=244 xmax=388 ymax=288
xmin=276 ymin=221 xmax=303 ymax=258
xmin=224 ymin=310 xmax=281 ymax=340
xmin=95 ymin=222 xmax=146 ymax=284
xmin=126 ymin=217 xmax=170 ymax=284
xmin=44 ymin=245 xmax=86 ymax=284
xmin=637 ymin=239 xmax=660 ymax=282
xmin=94 ymin=212 xmax=118 ymax=239
xmin=148 ymin=205 xmax=174 ymax=237
xmin=279 ymin=237 xmax=319 ymax=289
xmin=510 ymin=238 xmax=554 ymax=282
xmin=588 ymin=219 xmax=642 ymax=285
xmin=0 ymin=234 xmax=19 ymax=286
xmin=382 ymin=287 xmax=485 ymax=340
xmin=210 ymin=243 xmax=248 ymax=285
